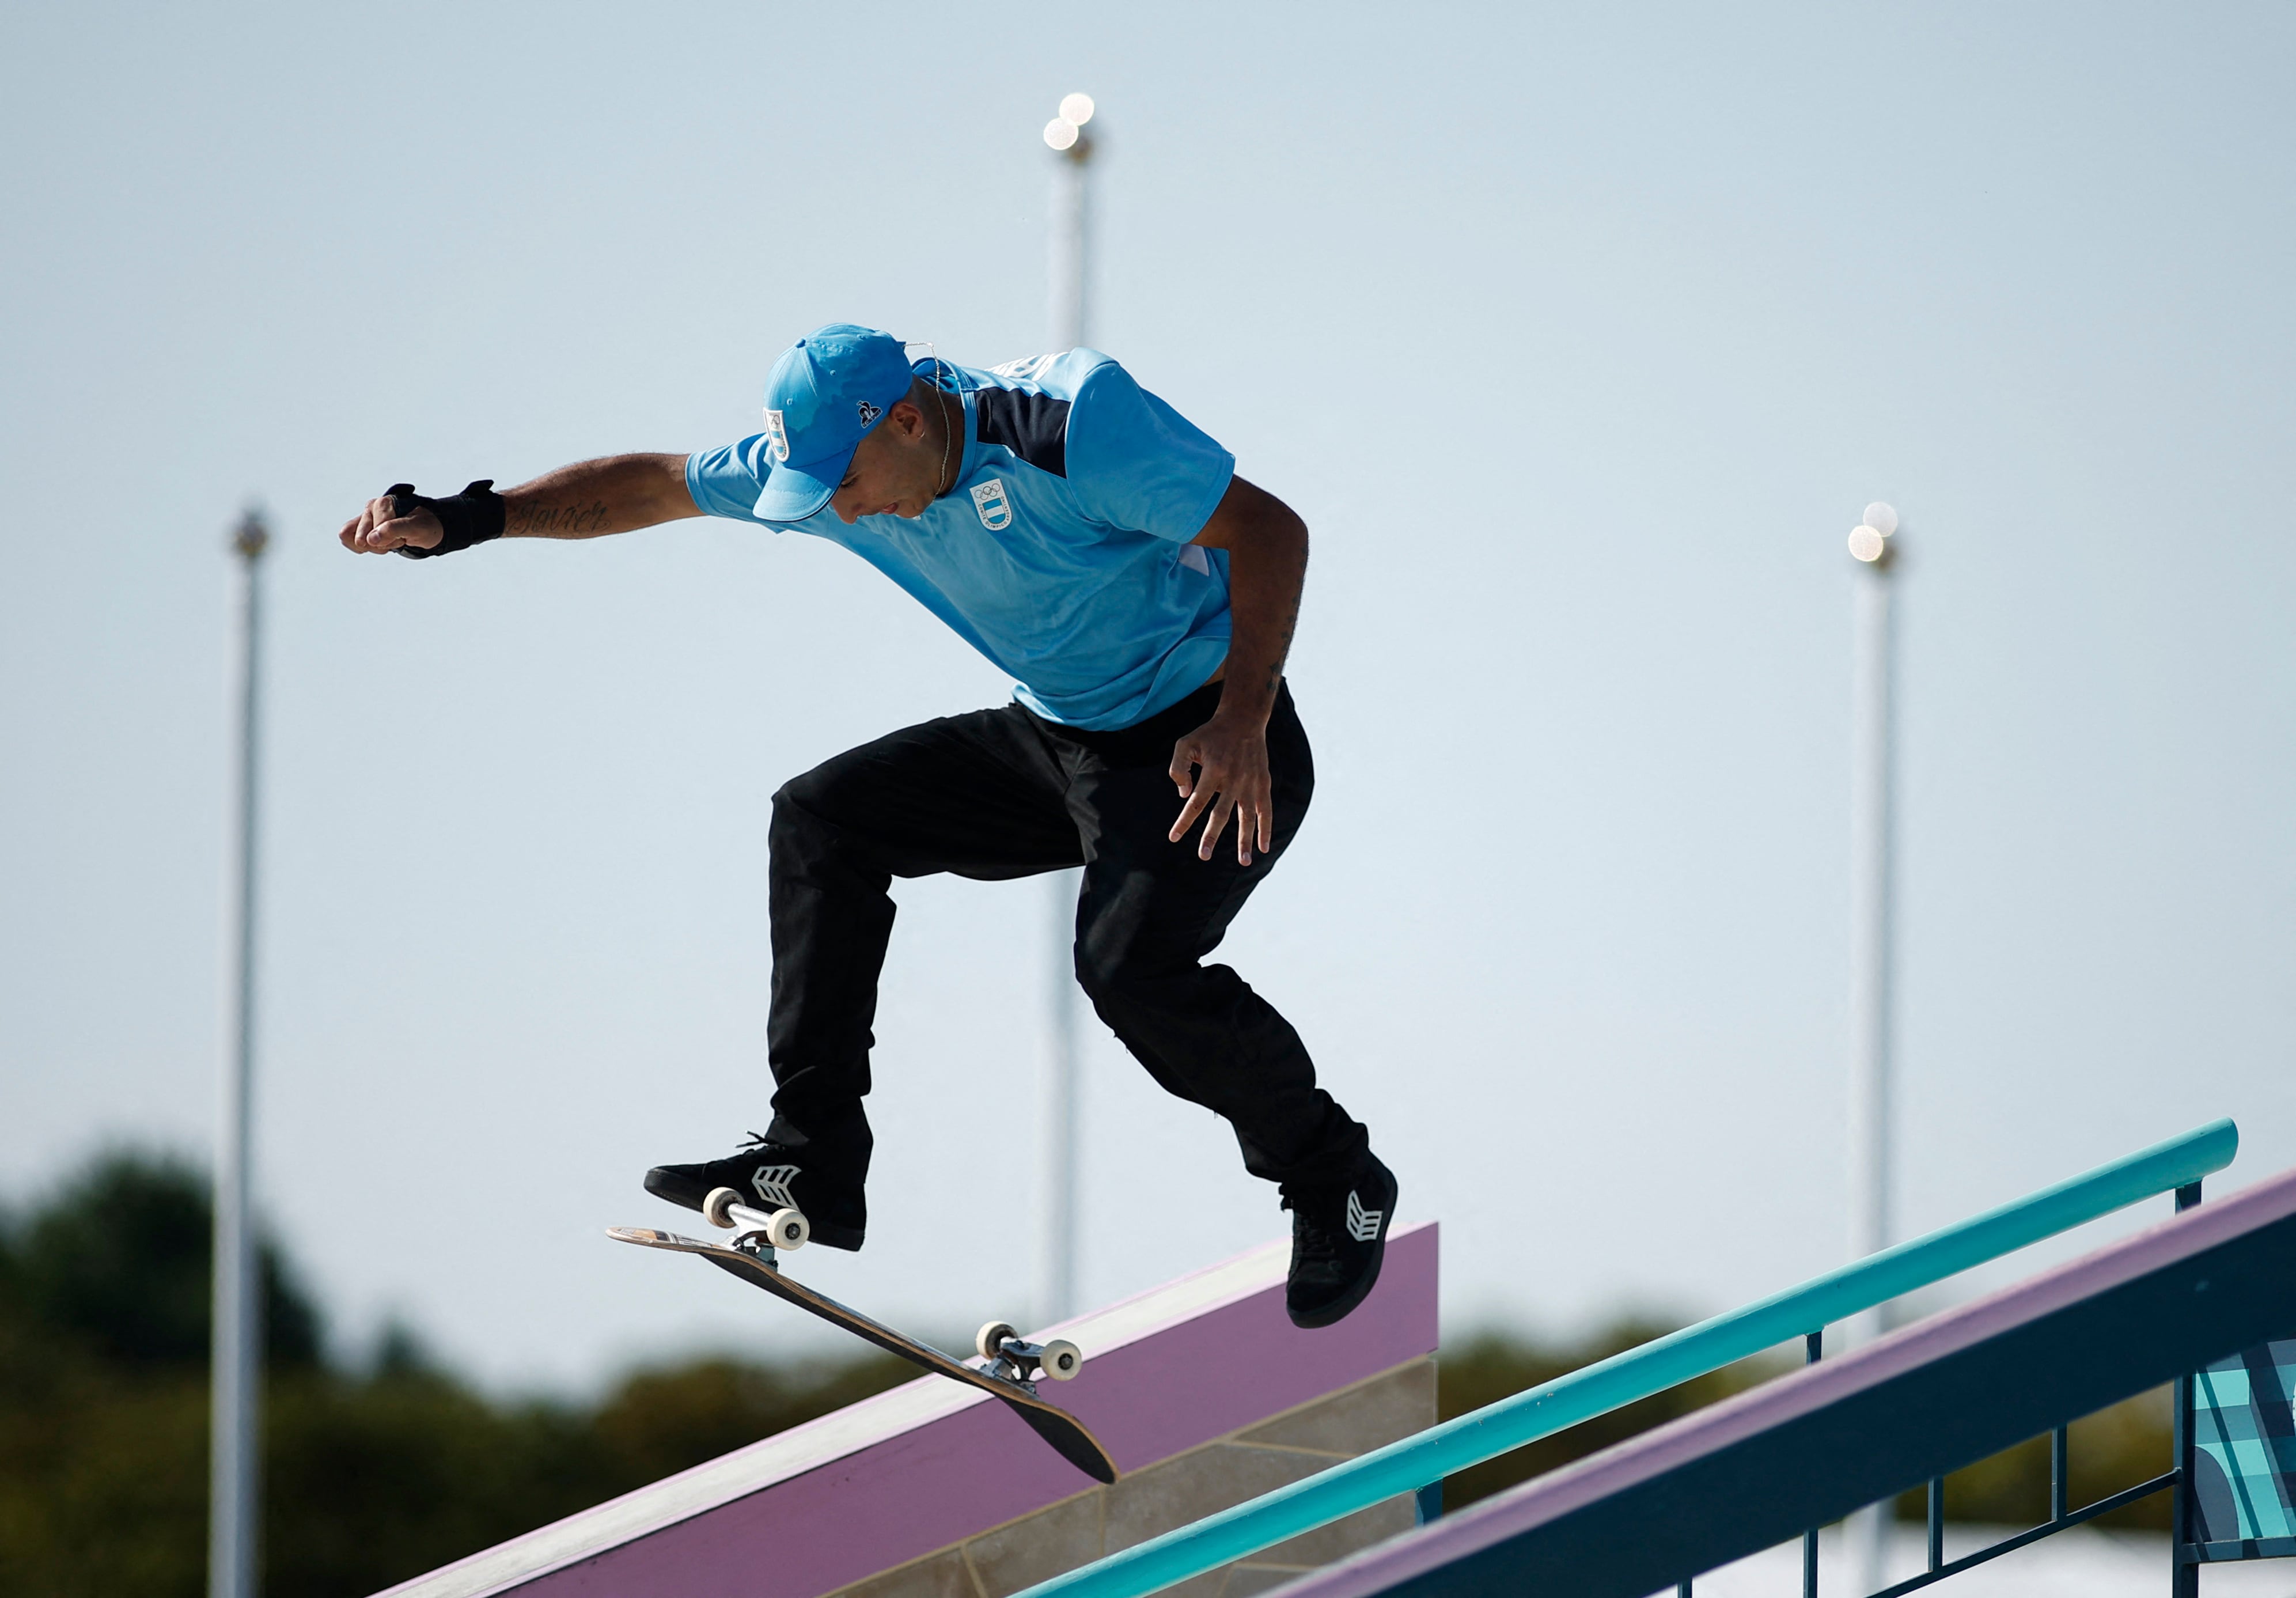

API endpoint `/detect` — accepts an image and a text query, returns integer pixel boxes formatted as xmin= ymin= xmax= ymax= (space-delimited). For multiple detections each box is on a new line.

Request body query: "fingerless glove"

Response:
xmin=388 ymin=479 xmax=506 ymax=558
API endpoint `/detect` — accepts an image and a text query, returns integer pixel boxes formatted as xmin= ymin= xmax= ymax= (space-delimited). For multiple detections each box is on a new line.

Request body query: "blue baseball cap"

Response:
xmin=753 ymin=324 xmax=917 ymax=520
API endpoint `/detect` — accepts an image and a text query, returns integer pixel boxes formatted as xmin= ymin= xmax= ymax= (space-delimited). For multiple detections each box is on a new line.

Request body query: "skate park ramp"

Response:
xmin=373 ymin=1221 xmax=1437 ymax=1598
xmin=1009 ymin=1120 xmax=2253 ymax=1598
xmin=1170 ymin=1162 xmax=2296 ymax=1598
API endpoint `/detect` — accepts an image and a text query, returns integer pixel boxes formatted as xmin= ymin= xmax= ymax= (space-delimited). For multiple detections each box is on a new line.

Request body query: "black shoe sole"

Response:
xmin=642 ymin=1165 xmax=715 ymax=1211
xmin=1288 ymin=1236 xmax=1385 ymax=1328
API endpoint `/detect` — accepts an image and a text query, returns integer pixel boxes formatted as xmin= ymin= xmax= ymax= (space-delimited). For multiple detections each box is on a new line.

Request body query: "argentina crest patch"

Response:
xmin=762 ymin=408 xmax=790 ymax=463
xmin=971 ymin=478 xmax=1013 ymax=531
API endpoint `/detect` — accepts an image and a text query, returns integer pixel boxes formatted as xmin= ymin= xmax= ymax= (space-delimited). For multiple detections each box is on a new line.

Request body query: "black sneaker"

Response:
xmin=1282 ymin=1155 xmax=1399 ymax=1329
xmin=644 ymin=1129 xmax=868 ymax=1252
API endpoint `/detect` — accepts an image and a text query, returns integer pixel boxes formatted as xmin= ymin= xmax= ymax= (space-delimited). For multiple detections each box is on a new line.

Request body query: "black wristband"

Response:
xmin=388 ymin=479 xmax=507 ymax=559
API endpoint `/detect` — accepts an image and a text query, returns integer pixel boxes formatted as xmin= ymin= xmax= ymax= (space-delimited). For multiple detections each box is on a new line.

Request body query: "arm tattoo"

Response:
xmin=507 ymin=499 xmax=613 ymax=537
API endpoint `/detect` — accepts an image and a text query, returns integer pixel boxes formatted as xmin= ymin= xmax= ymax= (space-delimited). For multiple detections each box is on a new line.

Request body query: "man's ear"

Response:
xmin=885 ymin=397 xmax=930 ymax=442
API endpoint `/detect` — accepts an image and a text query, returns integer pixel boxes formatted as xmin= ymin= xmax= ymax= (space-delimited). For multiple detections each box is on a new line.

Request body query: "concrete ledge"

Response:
xmin=377 ymin=1221 xmax=1438 ymax=1598
xmin=849 ymin=1360 xmax=1436 ymax=1598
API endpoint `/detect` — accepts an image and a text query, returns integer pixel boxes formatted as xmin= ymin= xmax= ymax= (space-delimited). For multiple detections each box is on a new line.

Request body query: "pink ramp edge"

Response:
xmin=1278 ymin=1168 xmax=2296 ymax=1598
xmin=376 ymin=1221 xmax=1438 ymax=1598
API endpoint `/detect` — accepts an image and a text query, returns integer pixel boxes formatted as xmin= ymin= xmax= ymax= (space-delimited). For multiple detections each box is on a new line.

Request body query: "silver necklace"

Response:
xmin=926 ymin=348 xmax=956 ymax=499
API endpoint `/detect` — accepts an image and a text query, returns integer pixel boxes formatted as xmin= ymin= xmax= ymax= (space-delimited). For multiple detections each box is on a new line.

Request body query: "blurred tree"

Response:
xmin=2 ymin=1148 xmax=321 ymax=1368
xmin=589 ymin=1353 xmax=915 ymax=1489
xmin=0 ymin=1366 xmax=209 ymax=1598
xmin=1434 ymin=1320 xmax=1776 ymax=1513
xmin=1436 ymin=1322 xmax=2174 ymax=1532
xmin=1889 ymin=1387 xmax=2173 ymax=1531
xmin=262 ymin=1368 xmax=598 ymax=1596
xmin=0 ymin=1148 xmax=915 ymax=1598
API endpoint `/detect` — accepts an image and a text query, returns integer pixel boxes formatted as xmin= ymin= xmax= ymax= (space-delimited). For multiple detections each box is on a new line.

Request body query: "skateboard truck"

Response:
xmin=703 ymin=1185 xmax=809 ymax=1267
xmin=974 ymin=1320 xmax=1084 ymax=1395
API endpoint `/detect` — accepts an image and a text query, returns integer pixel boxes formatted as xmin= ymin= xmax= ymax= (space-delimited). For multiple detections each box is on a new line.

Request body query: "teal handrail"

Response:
xmin=1022 ymin=1119 xmax=2237 ymax=1598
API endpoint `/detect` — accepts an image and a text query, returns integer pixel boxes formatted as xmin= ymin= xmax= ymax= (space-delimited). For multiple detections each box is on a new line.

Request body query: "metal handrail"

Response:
xmin=1020 ymin=1119 xmax=2238 ymax=1598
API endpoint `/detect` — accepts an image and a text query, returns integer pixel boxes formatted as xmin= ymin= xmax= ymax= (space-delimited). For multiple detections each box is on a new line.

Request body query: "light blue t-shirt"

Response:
xmin=686 ymin=349 xmax=1236 ymax=730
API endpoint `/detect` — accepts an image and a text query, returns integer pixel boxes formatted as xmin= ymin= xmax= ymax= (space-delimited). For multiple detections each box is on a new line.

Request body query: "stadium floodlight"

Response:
xmin=1847 ymin=501 xmax=1898 ymax=563
xmin=1059 ymin=92 xmax=1096 ymax=127
xmin=1044 ymin=117 xmax=1080 ymax=152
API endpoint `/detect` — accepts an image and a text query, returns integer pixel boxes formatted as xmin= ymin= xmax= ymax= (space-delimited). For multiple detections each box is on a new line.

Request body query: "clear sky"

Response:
xmin=3 ymin=2 xmax=2290 ymax=1392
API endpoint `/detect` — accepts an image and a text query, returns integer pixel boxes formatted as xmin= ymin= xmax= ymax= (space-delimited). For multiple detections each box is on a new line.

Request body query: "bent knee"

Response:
xmin=768 ymin=772 xmax=867 ymax=872
xmin=772 ymin=749 xmax=863 ymax=828
xmin=769 ymin=783 xmax=821 ymax=842
xmin=1072 ymin=940 xmax=1130 ymax=1006
xmin=1073 ymin=942 xmax=1199 ymax=1009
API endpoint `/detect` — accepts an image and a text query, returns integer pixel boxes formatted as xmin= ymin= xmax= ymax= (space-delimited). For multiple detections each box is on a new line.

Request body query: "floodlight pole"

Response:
xmin=211 ymin=508 xmax=268 ymax=1598
xmin=1038 ymin=103 xmax=1095 ymax=1329
xmin=1845 ymin=508 xmax=1900 ymax=1591
xmin=1050 ymin=120 xmax=1092 ymax=368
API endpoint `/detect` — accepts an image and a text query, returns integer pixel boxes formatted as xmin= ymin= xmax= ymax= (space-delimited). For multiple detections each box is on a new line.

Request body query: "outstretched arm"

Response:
xmin=339 ymin=453 xmax=703 ymax=555
xmin=1165 ymin=475 xmax=1309 ymax=865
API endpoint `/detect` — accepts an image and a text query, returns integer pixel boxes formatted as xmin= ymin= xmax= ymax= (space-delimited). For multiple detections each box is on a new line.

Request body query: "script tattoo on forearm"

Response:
xmin=507 ymin=499 xmax=614 ymax=537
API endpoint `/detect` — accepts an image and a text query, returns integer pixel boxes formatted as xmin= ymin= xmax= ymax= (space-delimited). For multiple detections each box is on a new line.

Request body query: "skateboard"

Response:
xmin=608 ymin=1187 xmax=1117 ymax=1485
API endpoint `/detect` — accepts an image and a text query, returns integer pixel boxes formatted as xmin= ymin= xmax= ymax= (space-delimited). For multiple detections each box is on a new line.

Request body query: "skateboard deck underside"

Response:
xmin=608 ymin=1226 xmax=1117 ymax=1484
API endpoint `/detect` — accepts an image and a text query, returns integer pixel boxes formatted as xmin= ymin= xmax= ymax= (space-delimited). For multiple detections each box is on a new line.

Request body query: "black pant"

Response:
xmin=764 ymin=678 xmax=1370 ymax=1192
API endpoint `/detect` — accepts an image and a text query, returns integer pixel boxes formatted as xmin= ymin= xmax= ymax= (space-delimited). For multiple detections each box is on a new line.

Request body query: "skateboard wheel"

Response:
xmin=1039 ymin=1339 xmax=1083 ymax=1381
xmin=703 ymin=1187 xmax=741 ymax=1229
xmin=767 ymin=1208 xmax=809 ymax=1250
xmin=976 ymin=1320 xmax=1018 ymax=1361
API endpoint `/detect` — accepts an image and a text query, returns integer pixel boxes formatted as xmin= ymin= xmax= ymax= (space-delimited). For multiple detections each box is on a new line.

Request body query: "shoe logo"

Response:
xmin=1346 ymin=1189 xmax=1384 ymax=1243
xmin=751 ymin=1165 xmax=799 ymax=1210
xmin=971 ymin=478 xmax=1012 ymax=531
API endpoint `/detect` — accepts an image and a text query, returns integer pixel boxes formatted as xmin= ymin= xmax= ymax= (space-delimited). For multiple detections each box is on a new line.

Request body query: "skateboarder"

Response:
xmin=340 ymin=324 xmax=1396 ymax=1328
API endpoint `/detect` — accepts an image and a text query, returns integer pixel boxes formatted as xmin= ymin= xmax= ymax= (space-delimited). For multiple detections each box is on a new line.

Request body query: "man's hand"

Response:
xmin=1169 ymin=475 xmax=1309 ymax=866
xmin=339 ymin=491 xmax=442 ymax=555
xmin=1169 ymin=710 xmax=1275 ymax=865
